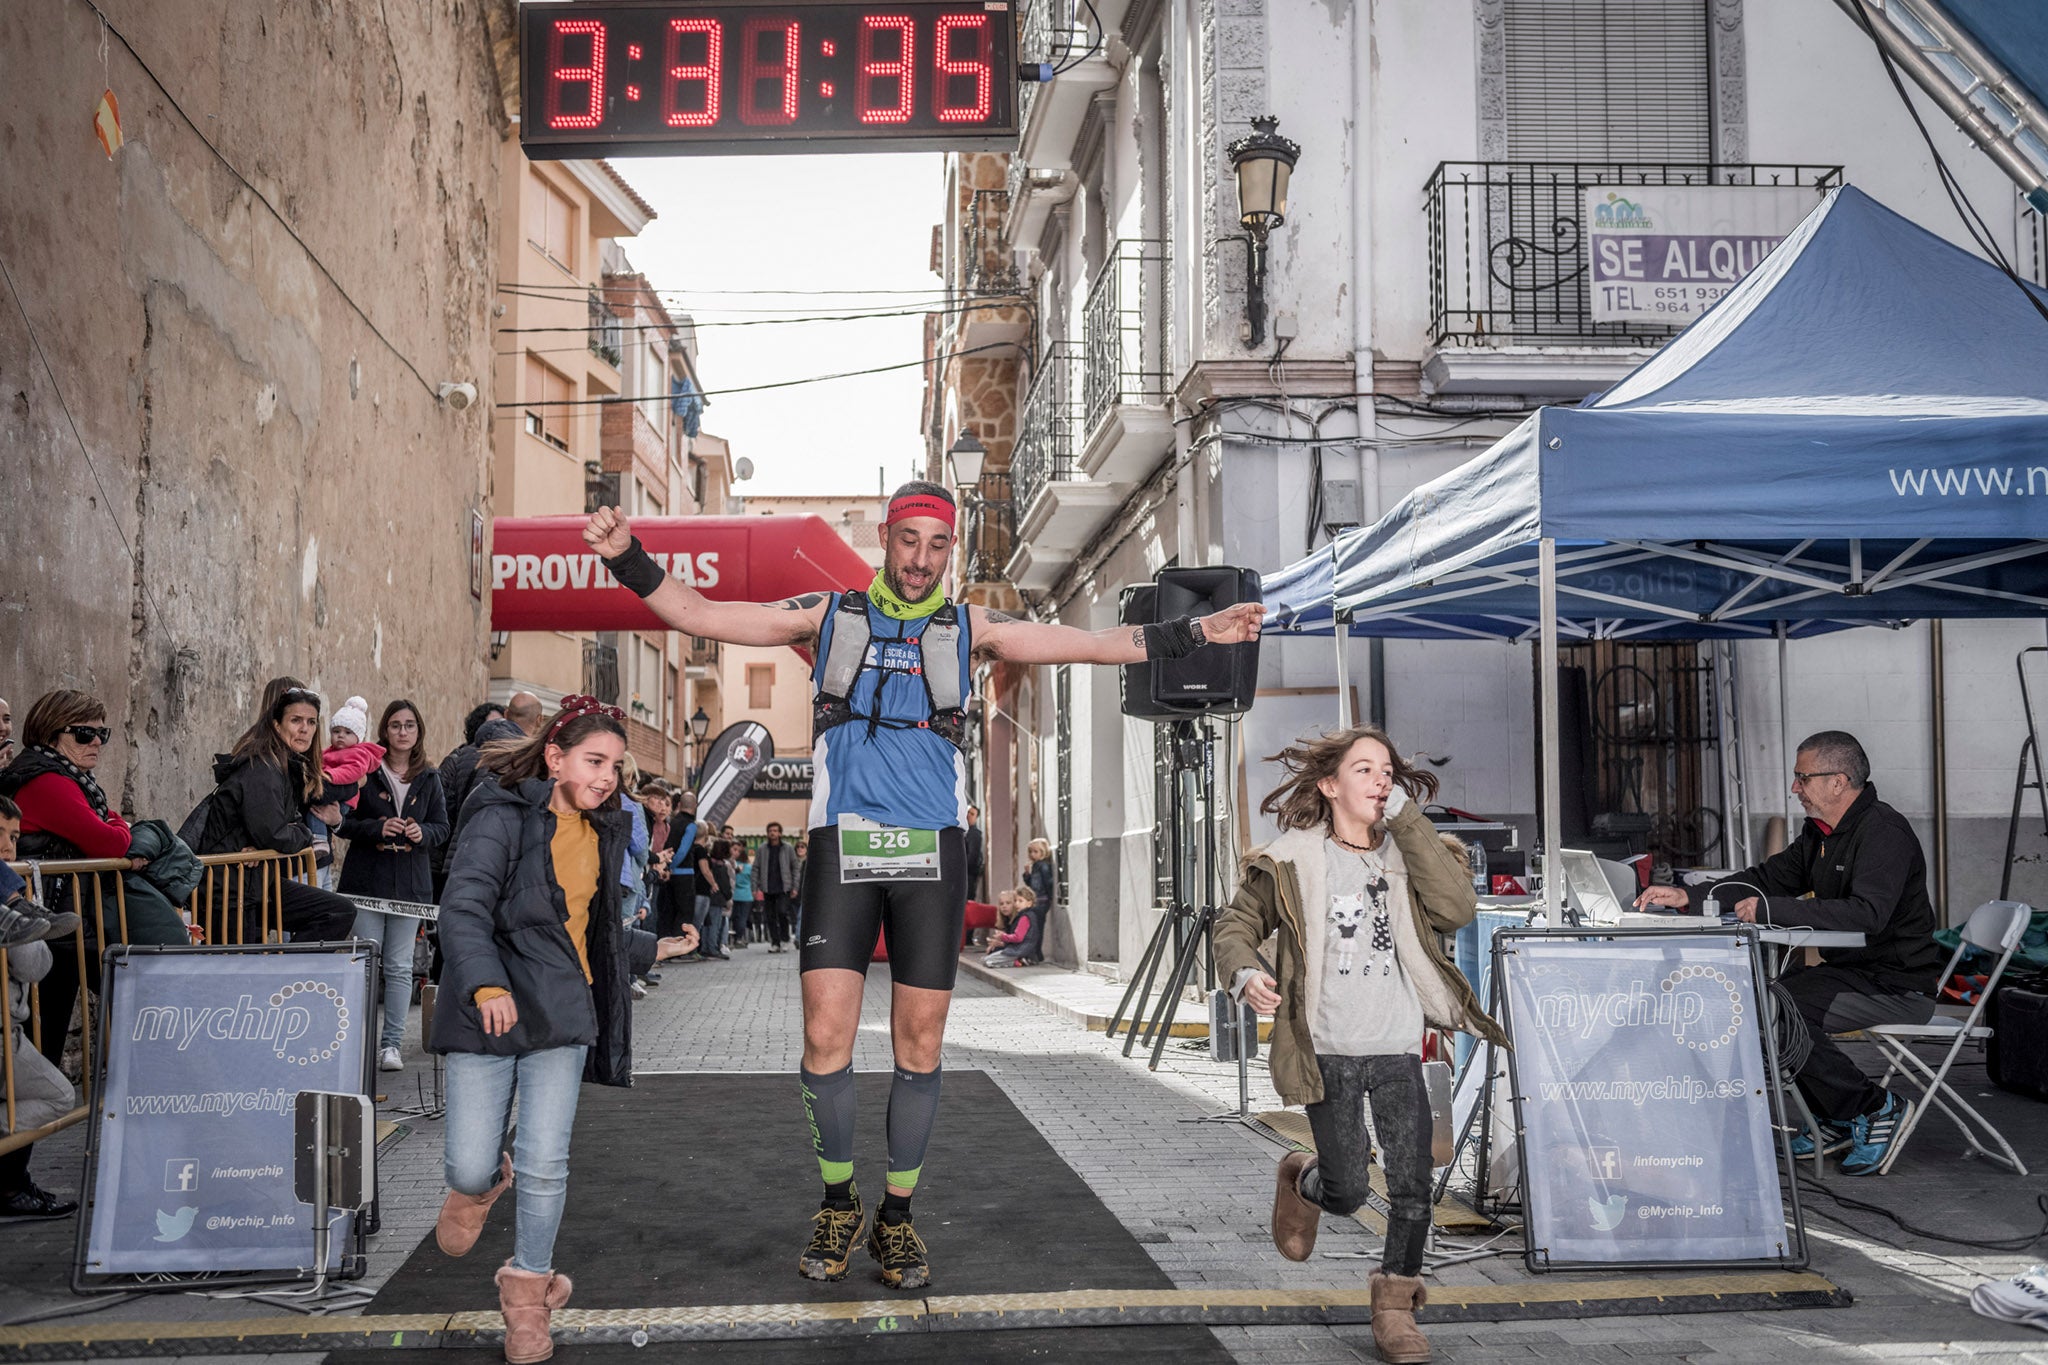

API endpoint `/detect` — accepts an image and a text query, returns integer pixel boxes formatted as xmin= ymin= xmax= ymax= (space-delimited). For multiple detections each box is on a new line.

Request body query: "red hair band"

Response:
xmin=547 ymin=694 xmax=625 ymax=742
xmin=886 ymin=493 xmax=956 ymax=531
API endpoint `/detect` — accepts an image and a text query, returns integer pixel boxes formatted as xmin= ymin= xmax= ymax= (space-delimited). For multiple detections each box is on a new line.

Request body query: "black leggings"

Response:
xmin=1302 ymin=1052 xmax=1434 ymax=1277
xmin=798 ymin=825 xmax=966 ymax=991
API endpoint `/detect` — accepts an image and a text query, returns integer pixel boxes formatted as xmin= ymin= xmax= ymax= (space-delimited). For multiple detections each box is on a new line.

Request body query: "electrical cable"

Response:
xmin=496 ymin=286 xmax=1003 ymax=316
xmin=1796 ymin=1175 xmax=2048 ymax=1252
xmin=1050 ymin=0 xmax=1105 ymax=74
xmin=1849 ymin=0 xmax=2048 ymax=326
xmin=494 ymin=299 xmax=1024 ymax=336
xmin=0 ymin=250 xmax=171 ymax=635
xmin=498 ymin=281 xmax=979 ymax=297
xmin=0 ymin=1291 xmax=146 ymax=1327
xmin=79 ymin=0 xmax=440 ymax=397
xmin=496 ymin=341 xmax=1020 ymax=407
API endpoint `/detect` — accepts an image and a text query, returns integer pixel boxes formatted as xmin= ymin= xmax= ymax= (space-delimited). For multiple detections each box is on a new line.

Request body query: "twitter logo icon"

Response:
xmin=1588 ymin=1195 xmax=1628 ymax=1232
xmin=154 ymin=1206 xmax=199 ymax=1242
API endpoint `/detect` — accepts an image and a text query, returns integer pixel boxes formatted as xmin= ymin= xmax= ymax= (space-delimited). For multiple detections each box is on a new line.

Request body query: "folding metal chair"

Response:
xmin=1868 ymin=899 xmax=2033 ymax=1176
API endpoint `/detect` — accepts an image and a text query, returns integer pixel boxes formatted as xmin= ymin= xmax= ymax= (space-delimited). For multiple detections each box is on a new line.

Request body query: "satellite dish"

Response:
xmin=734 ymin=456 xmax=755 ymax=482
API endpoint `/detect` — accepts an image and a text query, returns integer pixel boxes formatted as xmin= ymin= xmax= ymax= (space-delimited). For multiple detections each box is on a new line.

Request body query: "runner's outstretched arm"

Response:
xmin=583 ymin=507 xmax=827 ymax=647
xmin=971 ymin=602 xmax=1264 ymax=666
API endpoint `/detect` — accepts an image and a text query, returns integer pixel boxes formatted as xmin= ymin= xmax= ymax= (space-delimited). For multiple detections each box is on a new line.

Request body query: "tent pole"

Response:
xmin=1334 ymin=610 xmax=1354 ymax=727
xmin=1932 ymin=620 xmax=1949 ymax=927
xmin=1778 ymin=624 xmax=1794 ymax=829
xmin=1539 ymin=538 xmax=1563 ymax=923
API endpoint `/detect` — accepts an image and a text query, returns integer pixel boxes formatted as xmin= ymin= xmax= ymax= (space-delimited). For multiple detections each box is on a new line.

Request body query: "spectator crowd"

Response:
xmin=0 ymin=681 xmax=1059 ymax=1226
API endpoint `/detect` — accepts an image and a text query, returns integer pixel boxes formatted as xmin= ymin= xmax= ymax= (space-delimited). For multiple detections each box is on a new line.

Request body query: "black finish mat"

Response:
xmin=332 ymin=1070 xmax=1231 ymax=1362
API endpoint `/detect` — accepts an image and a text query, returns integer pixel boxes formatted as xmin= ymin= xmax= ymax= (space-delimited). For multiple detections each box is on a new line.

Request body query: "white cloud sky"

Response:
xmin=617 ymin=152 xmax=945 ymax=498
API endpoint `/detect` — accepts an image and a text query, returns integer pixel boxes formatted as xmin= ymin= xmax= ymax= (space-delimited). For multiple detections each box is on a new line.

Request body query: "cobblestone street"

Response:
xmin=6 ymin=945 xmax=2045 ymax=1363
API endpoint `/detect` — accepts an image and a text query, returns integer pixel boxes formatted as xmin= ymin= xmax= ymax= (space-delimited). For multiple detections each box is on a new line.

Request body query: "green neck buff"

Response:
xmin=868 ymin=569 xmax=946 ymax=621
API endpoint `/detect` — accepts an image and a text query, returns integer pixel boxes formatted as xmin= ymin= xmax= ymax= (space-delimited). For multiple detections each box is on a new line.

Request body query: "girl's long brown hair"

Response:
xmin=378 ymin=699 xmax=433 ymax=781
xmin=1260 ymin=725 xmax=1439 ymax=832
xmin=480 ymin=707 xmax=626 ymax=803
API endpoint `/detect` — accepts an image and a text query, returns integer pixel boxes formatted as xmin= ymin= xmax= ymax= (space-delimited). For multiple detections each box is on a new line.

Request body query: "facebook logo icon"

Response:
xmin=165 ymin=1158 xmax=199 ymax=1194
xmin=1588 ymin=1145 xmax=1622 ymax=1181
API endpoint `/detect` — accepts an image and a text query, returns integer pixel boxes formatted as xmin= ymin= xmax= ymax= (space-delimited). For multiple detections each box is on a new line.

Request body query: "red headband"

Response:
xmin=547 ymin=694 xmax=625 ymax=742
xmin=887 ymin=493 xmax=956 ymax=532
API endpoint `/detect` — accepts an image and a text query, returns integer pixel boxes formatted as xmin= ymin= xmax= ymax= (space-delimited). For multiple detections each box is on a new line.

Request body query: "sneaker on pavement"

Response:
xmin=799 ymin=1186 xmax=865 ymax=1282
xmin=378 ymin=1046 xmax=403 ymax=1072
xmin=1789 ymin=1118 xmax=1853 ymax=1159
xmin=1841 ymin=1092 xmax=1912 ymax=1176
xmin=867 ymin=1214 xmax=931 ymax=1290
xmin=0 ymin=1180 xmax=79 ymax=1219
xmin=629 ymin=980 xmax=648 ymax=1000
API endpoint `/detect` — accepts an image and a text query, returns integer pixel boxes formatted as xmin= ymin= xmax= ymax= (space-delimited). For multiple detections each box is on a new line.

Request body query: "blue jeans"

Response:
xmin=444 ymin=1046 xmax=588 ymax=1274
xmin=696 ymin=895 xmax=727 ymax=955
xmin=350 ymin=908 xmax=417 ymax=1052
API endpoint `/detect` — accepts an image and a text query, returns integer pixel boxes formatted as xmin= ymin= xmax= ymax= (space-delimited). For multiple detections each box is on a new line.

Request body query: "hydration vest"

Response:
xmin=812 ymin=591 xmax=969 ymax=748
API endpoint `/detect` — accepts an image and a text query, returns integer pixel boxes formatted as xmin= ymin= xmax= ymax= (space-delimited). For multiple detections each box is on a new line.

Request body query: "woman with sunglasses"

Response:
xmin=192 ymin=680 xmax=358 ymax=945
xmin=431 ymin=697 xmax=696 ymax=1363
xmin=0 ymin=690 xmax=190 ymax=1067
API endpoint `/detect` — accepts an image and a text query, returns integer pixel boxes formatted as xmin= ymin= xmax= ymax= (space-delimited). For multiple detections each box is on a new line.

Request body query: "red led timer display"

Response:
xmin=520 ymin=0 xmax=1017 ymax=157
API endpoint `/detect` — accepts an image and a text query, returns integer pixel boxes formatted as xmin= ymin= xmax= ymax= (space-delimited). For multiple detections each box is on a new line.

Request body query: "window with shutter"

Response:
xmin=524 ymin=355 xmax=573 ymax=452
xmin=747 ymin=663 xmax=775 ymax=711
xmin=1502 ymin=0 xmax=1710 ymax=163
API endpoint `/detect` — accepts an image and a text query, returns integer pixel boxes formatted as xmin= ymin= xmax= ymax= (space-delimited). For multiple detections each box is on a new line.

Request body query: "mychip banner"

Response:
xmin=1498 ymin=929 xmax=1801 ymax=1270
xmin=78 ymin=945 xmax=375 ymax=1285
xmin=1584 ymin=184 xmax=1817 ymax=325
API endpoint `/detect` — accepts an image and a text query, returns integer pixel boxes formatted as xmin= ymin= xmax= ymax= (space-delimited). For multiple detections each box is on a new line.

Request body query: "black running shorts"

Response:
xmin=798 ymin=825 xmax=967 ymax=991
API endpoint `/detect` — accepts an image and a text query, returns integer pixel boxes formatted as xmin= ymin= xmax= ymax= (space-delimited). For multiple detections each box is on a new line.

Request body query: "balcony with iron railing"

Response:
xmin=1011 ymin=342 xmax=1079 ymax=517
xmin=1015 ymin=0 xmax=1117 ymax=170
xmin=1423 ymin=161 xmax=1841 ymax=394
xmin=965 ymin=469 xmax=1017 ymax=585
xmin=1078 ymin=239 xmax=1173 ymax=485
xmin=589 ymin=292 xmax=622 ymax=368
xmin=582 ymin=639 xmax=620 ymax=705
xmin=1008 ymin=341 xmax=1124 ymax=592
xmin=952 ymin=185 xmax=1032 ymax=351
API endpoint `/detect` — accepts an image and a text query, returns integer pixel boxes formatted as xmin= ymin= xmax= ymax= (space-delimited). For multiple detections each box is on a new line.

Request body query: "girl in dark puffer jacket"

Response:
xmin=429 ymin=699 xmax=696 ymax=1365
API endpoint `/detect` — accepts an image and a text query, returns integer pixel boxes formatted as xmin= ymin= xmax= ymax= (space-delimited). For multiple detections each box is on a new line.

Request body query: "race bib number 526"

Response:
xmin=839 ymin=814 xmax=941 ymax=883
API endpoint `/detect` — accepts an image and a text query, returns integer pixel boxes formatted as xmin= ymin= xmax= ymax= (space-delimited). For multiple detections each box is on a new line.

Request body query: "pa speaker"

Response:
xmin=1119 ymin=585 xmax=1187 ymax=721
xmin=1151 ymin=566 xmax=1260 ymax=714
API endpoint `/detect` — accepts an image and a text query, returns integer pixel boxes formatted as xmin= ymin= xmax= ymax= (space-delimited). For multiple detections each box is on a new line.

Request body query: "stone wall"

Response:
xmin=0 ymin=0 xmax=504 ymax=818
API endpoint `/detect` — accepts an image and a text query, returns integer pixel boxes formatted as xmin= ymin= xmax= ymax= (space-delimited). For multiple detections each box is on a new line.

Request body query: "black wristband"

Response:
xmin=1143 ymin=616 xmax=1204 ymax=661
xmin=604 ymin=536 xmax=666 ymax=599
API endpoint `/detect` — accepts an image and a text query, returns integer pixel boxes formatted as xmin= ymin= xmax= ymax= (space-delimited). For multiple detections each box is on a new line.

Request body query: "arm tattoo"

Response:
xmin=776 ymin=593 xmax=826 ymax=612
xmin=984 ymin=609 xmax=1021 ymax=625
xmin=1131 ymin=626 xmax=1145 ymax=650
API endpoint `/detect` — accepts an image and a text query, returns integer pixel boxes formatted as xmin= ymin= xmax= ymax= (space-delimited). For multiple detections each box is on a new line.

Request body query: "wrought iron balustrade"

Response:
xmin=1012 ymin=342 xmax=1081 ymax=515
xmin=589 ymin=292 xmax=622 ymax=366
xmin=1017 ymin=0 xmax=1090 ymax=127
xmin=962 ymin=188 xmax=1021 ymax=296
xmin=966 ymin=470 xmax=1016 ymax=582
xmin=1082 ymin=240 xmax=1169 ymax=433
xmin=1425 ymin=162 xmax=1842 ymax=347
xmin=582 ymin=640 xmax=621 ymax=706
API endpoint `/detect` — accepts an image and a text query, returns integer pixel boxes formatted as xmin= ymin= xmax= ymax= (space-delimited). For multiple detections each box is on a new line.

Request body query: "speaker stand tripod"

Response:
xmin=1108 ymin=719 xmax=1221 ymax=1072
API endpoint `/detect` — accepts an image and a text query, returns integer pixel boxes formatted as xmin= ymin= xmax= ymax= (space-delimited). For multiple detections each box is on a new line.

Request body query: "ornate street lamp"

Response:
xmin=1225 ymin=115 xmax=1301 ymax=348
xmin=948 ymin=431 xmax=987 ymax=492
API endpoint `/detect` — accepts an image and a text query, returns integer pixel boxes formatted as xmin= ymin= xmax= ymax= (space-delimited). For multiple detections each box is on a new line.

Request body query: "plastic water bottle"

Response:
xmin=1466 ymin=839 xmax=1489 ymax=898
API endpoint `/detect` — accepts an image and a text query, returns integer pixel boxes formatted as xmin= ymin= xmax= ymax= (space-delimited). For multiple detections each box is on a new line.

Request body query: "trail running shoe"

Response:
xmin=1841 ymin=1092 xmax=1912 ymax=1176
xmin=1789 ymin=1118 xmax=1853 ymax=1159
xmin=798 ymin=1186 xmax=865 ymax=1282
xmin=867 ymin=1215 xmax=931 ymax=1290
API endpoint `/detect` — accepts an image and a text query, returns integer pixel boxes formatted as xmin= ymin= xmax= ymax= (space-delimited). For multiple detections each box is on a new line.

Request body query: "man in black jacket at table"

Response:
xmin=1637 ymin=730 xmax=1939 ymax=1177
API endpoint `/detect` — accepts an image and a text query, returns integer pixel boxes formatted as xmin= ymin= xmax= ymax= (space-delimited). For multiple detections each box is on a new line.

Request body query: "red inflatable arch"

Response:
xmin=489 ymin=516 xmax=873 ymax=631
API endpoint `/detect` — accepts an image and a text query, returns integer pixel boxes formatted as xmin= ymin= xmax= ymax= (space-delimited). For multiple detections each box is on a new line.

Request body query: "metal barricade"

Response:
xmin=0 ymin=847 xmax=318 ymax=1155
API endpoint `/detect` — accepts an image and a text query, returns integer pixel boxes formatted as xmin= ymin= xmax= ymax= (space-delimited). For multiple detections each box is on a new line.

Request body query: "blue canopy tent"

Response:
xmin=1262 ymin=185 xmax=2048 ymax=916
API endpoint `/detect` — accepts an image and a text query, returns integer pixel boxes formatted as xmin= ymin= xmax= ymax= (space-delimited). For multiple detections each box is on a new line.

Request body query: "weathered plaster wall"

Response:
xmin=0 ymin=0 xmax=503 ymax=817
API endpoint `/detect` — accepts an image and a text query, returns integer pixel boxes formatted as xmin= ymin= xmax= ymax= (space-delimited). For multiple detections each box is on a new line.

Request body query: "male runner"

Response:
xmin=583 ymin=485 xmax=1262 ymax=1289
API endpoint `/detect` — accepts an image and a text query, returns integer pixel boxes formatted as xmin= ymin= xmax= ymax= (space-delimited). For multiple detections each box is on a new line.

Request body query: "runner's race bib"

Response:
xmin=838 ymin=813 xmax=941 ymax=883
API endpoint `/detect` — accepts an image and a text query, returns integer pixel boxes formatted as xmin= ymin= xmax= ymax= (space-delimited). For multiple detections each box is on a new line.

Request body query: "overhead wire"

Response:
xmin=1850 ymin=0 xmax=2048 ymax=326
xmin=78 ymin=0 xmax=440 ymax=397
xmin=495 ymin=341 xmax=1020 ymax=407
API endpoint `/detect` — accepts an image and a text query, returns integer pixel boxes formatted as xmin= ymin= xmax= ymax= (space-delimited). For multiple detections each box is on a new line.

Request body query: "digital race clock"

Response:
xmin=519 ymin=0 xmax=1020 ymax=157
